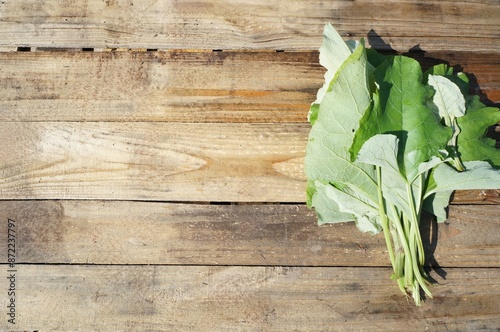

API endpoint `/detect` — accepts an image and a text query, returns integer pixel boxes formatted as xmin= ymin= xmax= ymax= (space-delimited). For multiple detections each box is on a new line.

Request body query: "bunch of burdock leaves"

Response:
xmin=305 ymin=24 xmax=500 ymax=305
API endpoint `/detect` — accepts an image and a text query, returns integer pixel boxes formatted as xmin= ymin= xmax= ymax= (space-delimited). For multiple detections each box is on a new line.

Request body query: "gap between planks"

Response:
xmin=9 ymin=47 xmax=292 ymax=53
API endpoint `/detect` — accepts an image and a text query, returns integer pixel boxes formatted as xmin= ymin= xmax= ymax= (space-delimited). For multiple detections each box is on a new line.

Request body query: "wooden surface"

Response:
xmin=0 ymin=122 xmax=497 ymax=203
xmin=2 ymin=265 xmax=499 ymax=331
xmin=0 ymin=122 xmax=306 ymax=202
xmin=0 ymin=51 xmax=498 ymax=123
xmin=0 ymin=1 xmax=499 ymax=331
xmin=1 ymin=0 xmax=499 ymax=52
xmin=0 ymin=201 xmax=498 ymax=267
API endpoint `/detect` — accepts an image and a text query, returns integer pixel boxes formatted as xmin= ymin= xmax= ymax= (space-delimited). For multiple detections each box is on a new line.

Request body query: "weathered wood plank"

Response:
xmin=0 ymin=265 xmax=498 ymax=331
xmin=1 ymin=0 xmax=499 ymax=52
xmin=0 ymin=51 xmax=320 ymax=123
xmin=0 ymin=122 xmax=497 ymax=203
xmin=0 ymin=122 xmax=498 ymax=203
xmin=0 ymin=122 xmax=307 ymax=202
xmin=0 ymin=201 xmax=497 ymax=267
xmin=452 ymin=189 xmax=500 ymax=205
xmin=0 ymin=51 xmax=498 ymax=123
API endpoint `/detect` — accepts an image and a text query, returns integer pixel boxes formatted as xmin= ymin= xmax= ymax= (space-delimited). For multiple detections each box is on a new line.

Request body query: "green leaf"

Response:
xmin=429 ymin=161 xmax=500 ymax=195
xmin=424 ymin=63 xmax=454 ymax=77
xmin=424 ymin=67 xmax=500 ymax=166
xmin=305 ymin=41 xmax=379 ymax=231
xmin=357 ymin=134 xmax=448 ymax=218
xmin=309 ymin=181 xmax=354 ymax=225
xmin=457 ymin=106 xmax=500 ymax=165
xmin=323 ymin=183 xmax=381 ymax=234
xmin=366 ymin=48 xmax=387 ymax=69
xmin=427 ymin=74 xmax=466 ymax=121
xmin=423 ymin=190 xmax=453 ymax=222
xmin=350 ymin=56 xmax=452 ymax=180
xmin=311 ymin=23 xmax=356 ymax=108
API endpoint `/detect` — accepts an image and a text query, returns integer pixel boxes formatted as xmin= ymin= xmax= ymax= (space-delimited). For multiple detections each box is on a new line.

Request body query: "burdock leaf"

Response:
xmin=430 ymin=161 xmax=500 ymax=194
xmin=428 ymin=74 xmax=466 ymax=121
xmin=305 ymin=40 xmax=379 ymax=232
xmin=310 ymin=23 xmax=356 ymax=109
xmin=350 ymin=56 xmax=452 ymax=180
xmin=457 ymin=106 xmax=500 ymax=166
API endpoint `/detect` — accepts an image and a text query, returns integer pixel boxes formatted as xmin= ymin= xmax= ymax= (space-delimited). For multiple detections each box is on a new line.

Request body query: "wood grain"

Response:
xmin=0 ymin=0 xmax=499 ymax=52
xmin=451 ymin=189 xmax=500 ymax=205
xmin=0 ymin=1 xmax=499 ymax=329
xmin=0 ymin=201 xmax=497 ymax=267
xmin=0 ymin=122 xmax=307 ymax=202
xmin=0 ymin=51 xmax=320 ymax=123
xmin=0 ymin=265 xmax=498 ymax=331
xmin=0 ymin=51 xmax=498 ymax=123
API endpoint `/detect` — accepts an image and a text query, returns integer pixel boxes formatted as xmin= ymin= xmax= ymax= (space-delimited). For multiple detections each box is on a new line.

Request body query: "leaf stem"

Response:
xmin=406 ymin=182 xmax=433 ymax=301
xmin=376 ymin=166 xmax=397 ymax=273
xmin=389 ymin=203 xmax=432 ymax=305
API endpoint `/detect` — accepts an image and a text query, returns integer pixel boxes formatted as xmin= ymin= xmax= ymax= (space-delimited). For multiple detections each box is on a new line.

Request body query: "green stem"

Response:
xmin=389 ymin=204 xmax=432 ymax=305
xmin=376 ymin=166 xmax=397 ymax=273
xmin=450 ymin=117 xmax=465 ymax=172
xmin=388 ymin=210 xmax=406 ymax=294
xmin=406 ymin=180 xmax=425 ymax=267
xmin=377 ymin=167 xmax=433 ymax=305
xmin=405 ymin=215 xmax=415 ymax=288
xmin=415 ymin=175 xmax=426 ymax=266
xmin=406 ymin=183 xmax=433 ymax=301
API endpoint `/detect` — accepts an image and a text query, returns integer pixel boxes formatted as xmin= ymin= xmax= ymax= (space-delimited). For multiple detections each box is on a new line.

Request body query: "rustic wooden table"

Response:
xmin=0 ymin=1 xmax=499 ymax=331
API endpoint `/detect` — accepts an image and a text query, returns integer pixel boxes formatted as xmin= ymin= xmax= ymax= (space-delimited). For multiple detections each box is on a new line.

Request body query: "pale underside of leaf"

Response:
xmin=429 ymin=161 xmax=500 ymax=195
xmin=305 ymin=42 xmax=380 ymax=232
xmin=323 ymin=184 xmax=381 ymax=234
xmin=311 ymin=23 xmax=355 ymax=108
xmin=357 ymin=134 xmax=448 ymax=220
xmin=428 ymin=74 xmax=466 ymax=120
xmin=310 ymin=181 xmax=353 ymax=225
xmin=422 ymin=190 xmax=453 ymax=222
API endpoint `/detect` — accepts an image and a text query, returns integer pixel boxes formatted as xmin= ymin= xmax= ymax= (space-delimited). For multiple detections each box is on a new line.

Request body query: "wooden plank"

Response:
xmin=0 ymin=122 xmax=307 ymax=202
xmin=0 ymin=265 xmax=498 ymax=331
xmin=452 ymin=189 xmax=500 ymax=205
xmin=0 ymin=51 xmax=320 ymax=123
xmin=0 ymin=201 xmax=497 ymax=267
xmin=0 ymin=0 xmax=499 ymax=52
xmin=0 ymin=122 xmax=498 ymax=203
xmin=0 ymin=46 xmax=17 ymax=52
xmin=0 ymin=51 xmax=498 ymax=123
